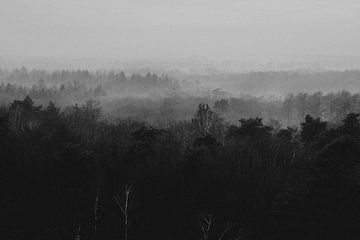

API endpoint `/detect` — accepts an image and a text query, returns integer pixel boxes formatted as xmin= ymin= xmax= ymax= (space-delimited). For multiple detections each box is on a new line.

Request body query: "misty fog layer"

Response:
xmin=1 ymin=68 xmax=360 ymax=128
xmin=1 ymin=70 xmax=360 ymax=239
xmin=1 ymin=0 xmax=360 ymax=67
xmin=2 ymin=0 xmax=360 ymax=239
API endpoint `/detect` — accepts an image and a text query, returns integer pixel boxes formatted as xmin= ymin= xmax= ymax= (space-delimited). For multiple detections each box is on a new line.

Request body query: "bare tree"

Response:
xmin=193 ymin=103 xmax=216 ymax=136
xmin=113 ymin=185 xmax=132 ymax=240
xmin=198 ymin=213 xmax=243 ymax=240
xmin=199 ymin=212 xmax=213 ymax=240
xmin=218 ymin=222 xmax=243 ymax=240
xmin=93 ymin=187 xmax=100 ymax=236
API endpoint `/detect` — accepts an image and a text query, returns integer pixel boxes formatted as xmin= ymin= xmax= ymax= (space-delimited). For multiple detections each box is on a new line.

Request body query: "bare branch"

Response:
xmin=93 ymin=187 xmax=100 ymax=236
xmin=113 ymin=185 xmax=133 ymax=240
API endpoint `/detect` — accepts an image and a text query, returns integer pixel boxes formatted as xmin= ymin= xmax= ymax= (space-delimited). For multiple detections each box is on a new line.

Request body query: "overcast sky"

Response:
xmin=1 ymin=0 xmax=360 ymax=62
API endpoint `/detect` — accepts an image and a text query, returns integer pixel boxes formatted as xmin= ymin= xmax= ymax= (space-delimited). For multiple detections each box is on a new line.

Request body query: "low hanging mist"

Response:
xmin=1 ymin=1 xmax=360 ymax=240
xmin=1 ymin=67 xmax=360 ymax=128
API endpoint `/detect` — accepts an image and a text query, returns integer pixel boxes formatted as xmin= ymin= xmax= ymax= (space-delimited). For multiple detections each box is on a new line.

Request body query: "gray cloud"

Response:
xmin=1 ymin=0 xmax=360 ymax=62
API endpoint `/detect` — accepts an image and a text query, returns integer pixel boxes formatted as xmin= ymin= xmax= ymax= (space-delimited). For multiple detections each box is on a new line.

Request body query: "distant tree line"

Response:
xmin=2 ymin=79 xmax=360 ymax=130
xmin=102 ymin=91 xmax=360 ymax=128
xmin=2 ymin=68 xmax=360 ymax=128
xmin=0 ymin=68 xmax=181 ymax=97
xmin=0 ymin=82 xmax=106 ymax=107
xmin=174 ymin=70 xmax=360 ymax=96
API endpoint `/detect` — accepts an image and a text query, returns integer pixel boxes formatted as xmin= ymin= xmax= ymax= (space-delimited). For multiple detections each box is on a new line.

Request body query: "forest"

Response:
xmin=1 ymin=68 xmax=360 ymax=240
xmin=2 ymin=68 xmax=360 ymax=127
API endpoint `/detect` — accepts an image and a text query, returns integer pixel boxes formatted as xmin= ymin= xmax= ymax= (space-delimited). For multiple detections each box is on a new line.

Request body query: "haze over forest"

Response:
xmin=1 ymin=0 xmax=360 ymax=69
xmin=2 ymin=1 xmax=360 ymax=240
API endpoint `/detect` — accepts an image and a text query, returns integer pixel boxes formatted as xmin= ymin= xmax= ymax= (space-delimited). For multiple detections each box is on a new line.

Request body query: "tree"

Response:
xmin=193 ymin=103 xmax=217 ymax=137
xmin=113 ymin=185 xmax=132 ymax=240
xmin=8 ymin=96 xmax=42 ymax=135
xmin=227 ymin=117 xmax=272 ymax=139
xmin=295 ymin=92 xmax=307 ymax=123
xmin=282 ymin=94 xmax=294 ymax=126
xmin=306 ymin=92 xmax=322 ymax=119
xmin=339 ymin=112 xmax=360 ymax=137
xmin=300 ymin=115 xmax=327 ymax=144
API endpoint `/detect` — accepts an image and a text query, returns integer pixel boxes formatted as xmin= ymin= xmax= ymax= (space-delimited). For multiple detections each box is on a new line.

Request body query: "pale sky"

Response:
xmin=1 ymin=0 xmax=360 ymax=62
